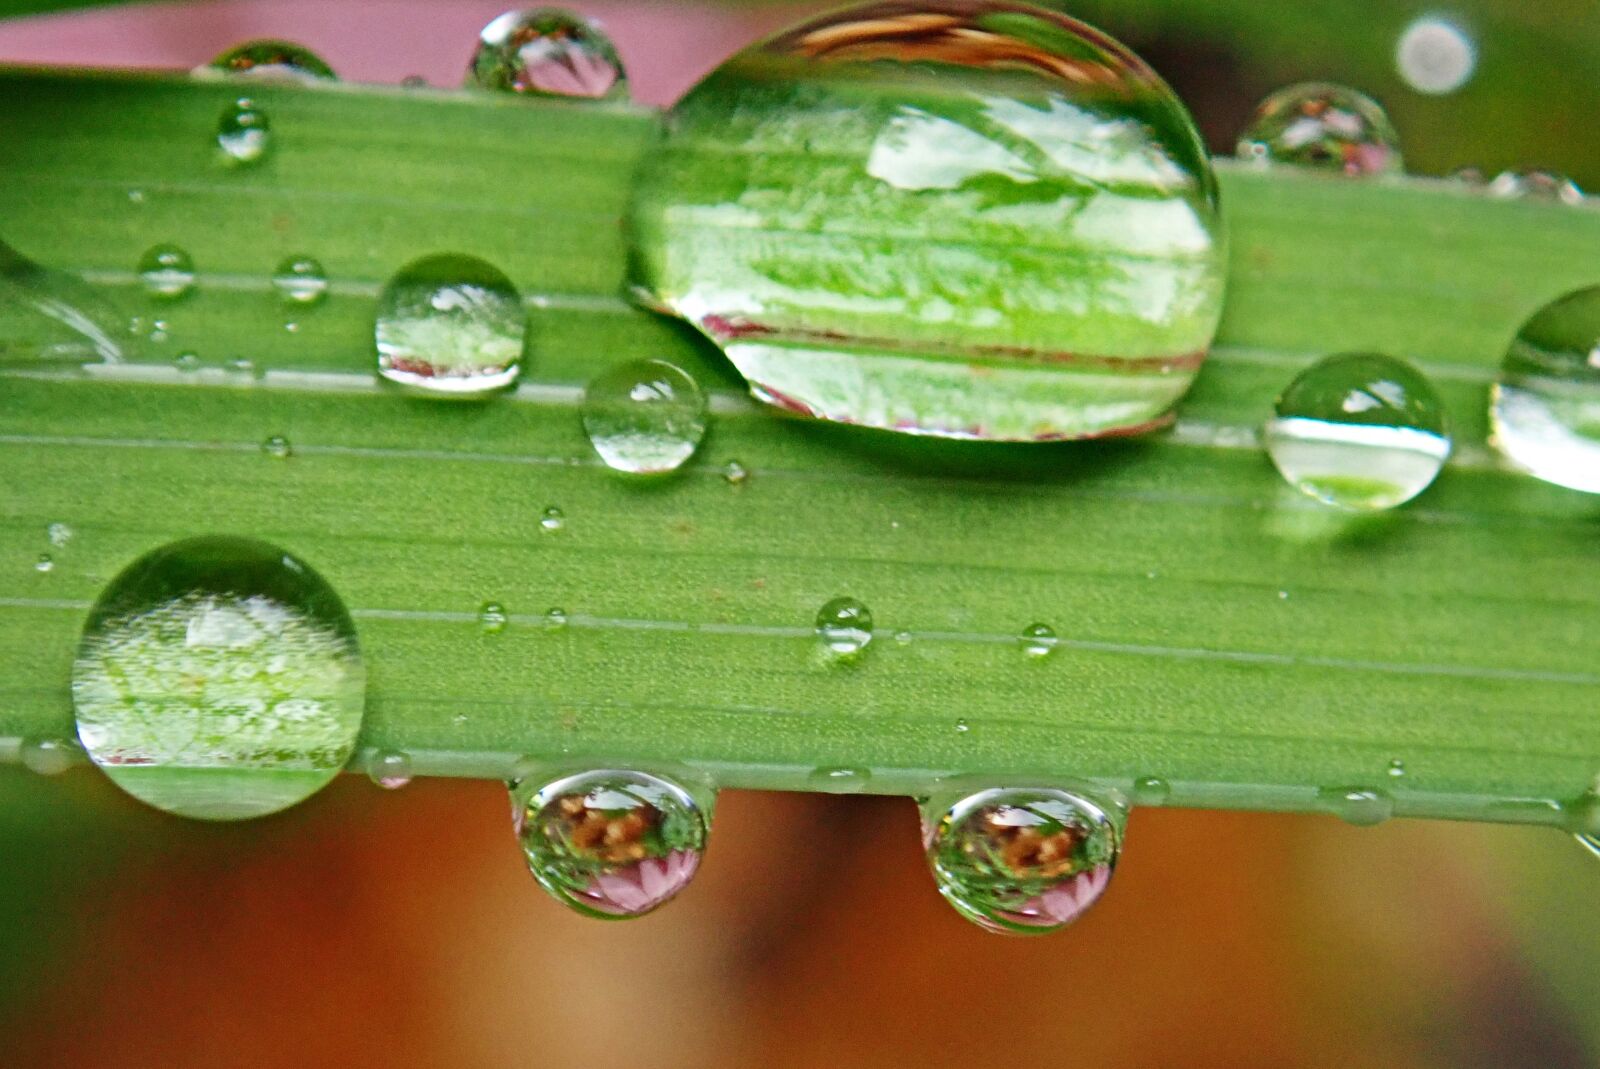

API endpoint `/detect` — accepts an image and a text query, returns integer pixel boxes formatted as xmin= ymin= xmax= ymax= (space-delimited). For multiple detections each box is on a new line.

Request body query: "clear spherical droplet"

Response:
xmin=512 ymin=769 xmax=708 ymax=919
xmin=479 ymin=601 xmax=509 ymax=633
xmin=261 ymin=434 xmax=292 ymax=458
xmin=1395 ymin=16 xmax=1476 ymax=96
xmin=1264 ymin=352 xmax=1450 ymax=510
xmin=1019 ymin=622 xmax=1058 ymax=658
xmin=540 ymin=506 xmax=565 ymax=532
xmin=926 ymin=786 xmax=1121 ymax=934
xmin=1488 ymin=170 xmax=1584 ymax=205
xmin=808 ymin=766 xmax=871 ymax=793
xmin=1237 ymin=83 xmax=1402 ymax=177
xmin=582 ymin=359 xmax=707 ymax=475
xmin=375 ymin=253 xmax=526 ymax=396
xmin=1317 ymin=786 xmax=1394 ymax=826
xmin=71 ymin=536 xmax=366 ymax=820
xmin=217 ymin=98 xmax=271 ymax=165
xmin=20 ymin=737 xmax=77 ymax=776
xmin=368 ymin=750 xmax=414 ymax=790
xmin=627 ymin=2 xmax=1225 ymax=441
xmin=467 ymin=8 xmax=627 ymax=100
xmin=200 ymin=40 xmax=337 ymax=83
xmin=272 ymin=256 xmax=329 ymax=305
xmin=138 ymin=244 xmax=196 ymax=300
xmin=1490 ymin=285 xmax=1600 ymax=493
xmin=816 ymin=596 xmax=872 ymax=657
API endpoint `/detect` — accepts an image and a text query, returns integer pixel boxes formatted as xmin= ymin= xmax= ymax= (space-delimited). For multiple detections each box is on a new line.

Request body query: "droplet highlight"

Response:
xmin=374 ymin=253 xmax=526 ymax=396
xmin=582 ymin=359 xmax=707 ymax=475
xmin=1238 ymin=83 xmax=1402 ymax=177
xmin=816 ymin=596 xmax=872 ymax=657
xmin=216 ymin=98 xmax=271 ymax=165
xmin=138 ymin=244 xmax=196 ymax=301
xmin=467 ymin=8 xmax=627 ymax=100
xmin=1264 ymin=352 xmax=1450 ymax=510
xmin=1395 ymin=16 xmax=1476 ymax=96
xmin=1490 ymin=285 xmax=1600 ymax=493
xmin=272 ymin=256 xmax=329 ymax=305
xmin=200 ymin=40 xmax=337 ymax=82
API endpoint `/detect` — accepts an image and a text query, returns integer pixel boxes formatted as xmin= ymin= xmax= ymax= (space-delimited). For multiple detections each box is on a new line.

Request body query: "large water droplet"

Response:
xmin=138 ymin=244 xmax=196 ymax=301
xmin=217 ymin=98 xmax=271 ymax=166
xmin=1237 ymin=83 xmax=1402 ymax=177
xmin=1488 ymin=170 xmax=1584 ymax=205
xmin=1490 ymin=285 xmax=1600 ymax=493
xmin=1264 ymin=352 xmax=1450 ymax=510
xmin=467 ymin=8 xmax=627 ymax=100
xmin=71 ymin=536 xmax=366 ymax=820
xmin=0 ymin=244 xmax=128 ymax=366
xmin=816 ymin=596 xmax=872 ymax=657
xmin=627 ymin=1 xmax=1224 ymax=441
xmin=512 ymin=769 xmax=708 ymax=919
xmin=925 ymin=786 xmax=1120 ymax=934
xmin=200 ymin=40 xmax=337 ymax=83
xmin=374 ymin=253 xmax=526 ymax=396
xmin=582 ymin=359 xmax=707 ymax=475
xmin=272 ymin=255 xmax=329 ymax=305
xmin=1394 ymin=16 xmax=1476 ymax=96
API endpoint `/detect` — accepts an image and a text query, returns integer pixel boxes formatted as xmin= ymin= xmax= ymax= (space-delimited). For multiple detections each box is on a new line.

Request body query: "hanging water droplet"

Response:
xmin=34 ymin=553 xmax=53 ymax=573
xmin=511 ymin=768 xmax=709 ymax=919
xmin=0 ymin=243 xmax=129 ymax=367
xmin=71 ymin=536 xmax=366 ymax=820
xmin=1488 ymin=170 xmax=1583 ymax=205
xmin=1394 ymin=16 xmax=1476 ymax=96
xmin=723 ymin=460 xmax=748 ymax=486
xmin=374 ymin=253 xmax=526 ymax=396
xmin=216 ymin=98 xmax=271 ymax=165
xmin=540 ymin=506 xmax=565 ymax=531
xmin=367 ymin=749 xmax=413 ymax=790
xmin=1317 ymin=786 xmax=1394 ymax=826
xmin=808 ymin=766 xmax=871 ymax=793
xmin=1019 ymin=623 xmax=1058 ymax=658
xmin=582 ymin=359 xmax=708 ymax=475
xmin=199 ymin=39 xmax=337 ymax=83
xmin=544 ymin=607 xmax=568 ymax=630
xmin=627 ymin=2 xmax=1224 ymax=441
xmin=1237 ymin=83 xmax=1402 ymax=177
xmin=261 ymin=434 xmax=292 ymax=458
xmin=925 ymin=786 xmax=1121 ymax=934
xmin=47 ymin=523 xmax=73 ymax=547
xmin=138 ymin=244 xmax=196 ymax=301
xmin=815 ymin=596 xmax=872 ymax=657
xmin=479 ymin=601 xmax=509 ymax=633
xmin=1131 ymin=776 xmax=1171 ymax=806
xmin=272 ymin=255 xmax=329 ymax=305
xmin=1490 ymin=285 xmax=1600 ymax=493
xmin=1264 ymin=352 xmax=1450 ymax=510
xmin=467 ymin=8 xmax=628 ymax=100
xmin=20 ymin=736 xmax=77 ymax=776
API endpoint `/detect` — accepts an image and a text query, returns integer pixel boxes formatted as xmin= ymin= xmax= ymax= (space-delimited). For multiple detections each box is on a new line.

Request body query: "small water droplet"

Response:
xmin=1265 ymin=352 xmax=1450 ymax=510
xmin=925 ymin=786 xmax=1120 ymax=934
xmin=272 ymin=255 xmax=329 ymax=305
xmin=1237 ymin=83 xmax=1402 ymax=177
xmin=1131 ymin=776 xmax=1171 ymax=806
xmin=815 ymin=596 xmax=872 ymax=657
xmin=467 ymin=9 xmax=627 ymax=99
xmin=540 ymin=506 xmax=565 ymax=532
xmin=723 ymin=460 xmax=749 ymax=486
xmin=47 ymin=523 xmax=73 ymax=547
xmin=261 ymin=434 xmax=292 ymax=459
xmin=34 ymin=553 xmax=53 ymax=573
xmin=200 ymin=39 xmax=337 ymax=82
xmin=217 ymin=97 xmax=271 ymax=165
xmin=127 ymin=189 xmax=146 ymax=205
xmin=1488 ymin=170 xmax=1584 ymax=205
xmin=479 ymin=601 xmax=509 ymax=633
xmin=1317 ymin=786 xmax=1394 ymax=826
xmin=892 ymin=630 xmax=913 ymax=647
xmin=808 ymin=766 xmax=870 ymax=793
xmin=138 ymin=244 xmax=196 ymax=300
xmin=544 ymin=607 xmax=568 ymax=630
xmin=230 ymin=356 xmax=256 ymax=375
xmin=149 ymin=319 xmax=170 ymax=343
xmin=367 ymin=750 xmax=413 ymax=790
xmin=1277 ymin=589 xmax=1290 ymax=600
xmin=582 ymin=359 xmax=708 ymax=475
xmin=375 ymin=253 xmax=526 ymax=396
xmin=1386 ymin=758 xmax=1406 ymax=778
xmin=1018 ymin=622 xmax=1058 ymax=658
xmin=71 ymin=536 xmax=365 ymax=820
xmin=1490 ymin=285 xmax=1600 ymax=493
xmin=1395 ymin=16 xmax=1476 ymax=96
xmin=20 ymin=737 xmax=77 ymax=776
xmin=511 ymin=769 xmax=708 ymax=918
xmin=175 ymin=350 xmax=200 ymax=371
xmin=954 ymin=718 xmax=970 ymax=735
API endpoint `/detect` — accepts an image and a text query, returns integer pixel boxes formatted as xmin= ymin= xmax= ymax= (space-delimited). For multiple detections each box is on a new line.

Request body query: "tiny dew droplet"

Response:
xmin=137 ymin=244 xmax=196 ymax=300
xmin=1387 ymin=758 xmax=1407 ymax=778
xmin=1490 ymin=285 xmax=1600 ymax=493
xmin=216 ymin=98 xmax=271 ymax=166
xmin=200 ymin=39 xmax=337 ymax=82
xmin=34 ymin=553 xmax=53 ymax=573
xmin=544 ymin=607 xmax=569 ymax=630
xmin=261 ymin=435 xmax=292 ymax=458
xmin=127 ymin=188 xmax=146 ymax=204
xmin=1131 ymin=776 xmax=1171 ymax=806
xmin=1237 ymin=83 xmax=1402 ymax=177
xmin=1488 ymin=170 xmax=1584 ymax=205
xmin=20 ymin=737 xmax=77 ymax=776
xmin=272 ymin=256 xmax=329 ymax=305
xmin=582 ymin=359 xmax=708 ymax=475
xmin=47 ymin=523 xmax=73 ymax=547
xmin=368 ymin=750 xmax=414 ymax=790
xmin=815 ymin=596 xmax=872 ymax=657
xmin=1317 ymin=786 xmax=1394 ymax=827
xmin=540 ymin=506 xmax=565 ymax=532
xmin=892 ymin=629 xmax=913 ymax=647
xmin=723 ymin=460 xmax=749 ymax=486
xmin=808 ymin=766 xmax=870 ymax=793
xmin=1019 ymin=622 xmax=1058 ymax=658
xmin=511 ymin=769 xmax=708 ymax=919
xmin=479 ymin=601 xmax=509 ymax=633
xmin=375 ymin=253 xmax=526 ymax=396
xmin=467 ymin=8 xmax=628 ymax=100
xmin=175 ymin=351 xmax=200 ymax=371
xmin=925 ymin=786 xmax=1121 ymax=935
xmin=954 ymin=718 xmax=970 ymax=735
xmin=1264 ymin=352 xmax=1450 ymax=510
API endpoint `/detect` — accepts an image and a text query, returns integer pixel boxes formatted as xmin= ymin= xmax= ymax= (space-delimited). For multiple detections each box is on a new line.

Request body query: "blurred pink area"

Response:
xmin=0 ymin=0 xmax=810 ymax=105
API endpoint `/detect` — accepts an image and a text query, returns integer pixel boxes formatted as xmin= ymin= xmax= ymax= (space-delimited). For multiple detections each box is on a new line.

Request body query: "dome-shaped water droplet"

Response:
xmin=467 ymin=8 xmax=627 ymax=100
xmin=954 ymin=718 xmax=970 ymax=734
xmin=1490 ymin=285 xmax=1600 ymax=493
xmin=368 ymin=749 xmax=413 ymax=790
xmin=1317 ymin=786 xmax=1394 ymax=826
xmin=1394 ymin=16 xmax=1476 ymax=96
xmin=925 ymin=786 xmax=1121 ymax=934
xmin=200 ymin=40 xmax=337 ymax=83
xmin=512 ymin=768 xmax=708 ymax=919
xmin=723 ymin=460 xmax=748 ymax=486
xmin=138 ymin=244 xmax=196 ymax=301
xmin=1264 ymin=352 xmax=1450 ymax=510
xmin=1386 ymin=758 xmax=1407 ymax=778
xmin=272 ymin=255 xmax=329 ymax=305
xmin=374 ymin=253 xmax=526 ymax=396
xmin=627 ymin=1 xmax=1225 ymax=441
xmin=582 ymin=359 xmax=707 ymax=475
xmin=540 ymin=505 xmax=565 ymax=531
xmin=816 ymin=596 xmax=871 ymax=657
xmin=1488 ymin=170 xmax=1583 ymax=205
xmin=479 ymin=601 xmax=509 ymax=633
xmin=1019 ymin=622 xmax=1058 ymax=658
xmin=1131 ymin=776 xmax=1171 ymax=806
xmin=71 ymin=536 xmax=365 ymax=820
xmin=1237 ymin=83 xmax=1402 ymax=177
xmin=543 ymin=607 xmax=568 ymax=630
xmin=217 ymin=98 xmax=271 ymax=166
xmin=20 ymin=736 xmax=77 ymax=776
xmin=0 ymin=244 xmax=129 ymax=367
xmin=34 ymin=553 xmax=53 ymax=573
xmin=261 ymin=434 xmax=292 ymax=458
